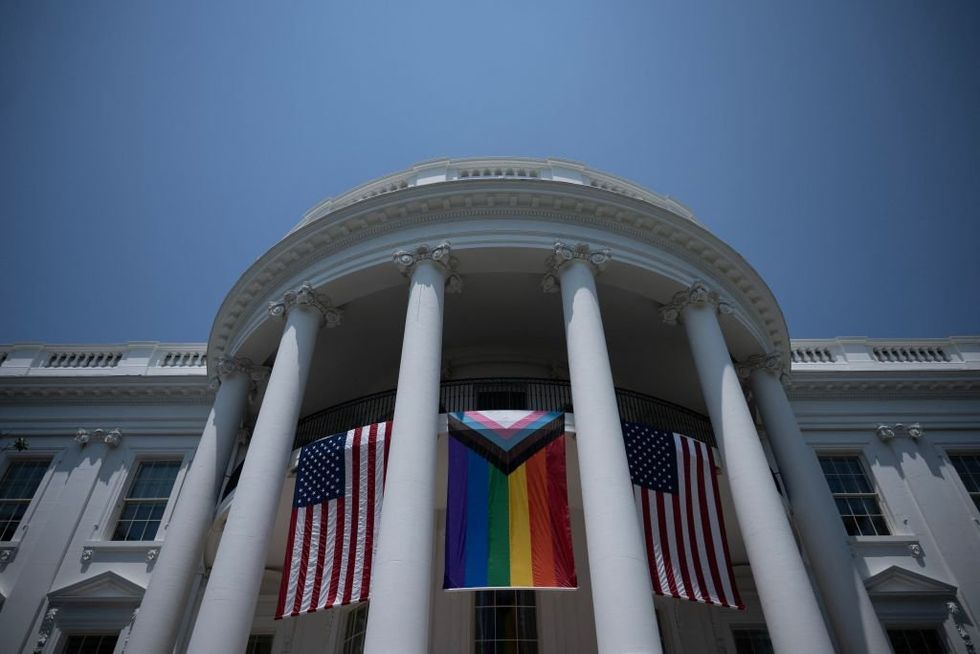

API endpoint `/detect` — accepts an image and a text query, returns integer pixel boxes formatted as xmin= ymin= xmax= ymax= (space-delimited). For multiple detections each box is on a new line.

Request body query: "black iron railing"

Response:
xmin=221 ymin=378 xmax=714 ymax=500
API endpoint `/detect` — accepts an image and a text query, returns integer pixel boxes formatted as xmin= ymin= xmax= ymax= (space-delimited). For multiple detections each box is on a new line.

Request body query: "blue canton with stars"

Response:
xmin=294 ymin=433 xmax=346 ymax=507
xmin=623 ymin=422 xmax=678 ymax=494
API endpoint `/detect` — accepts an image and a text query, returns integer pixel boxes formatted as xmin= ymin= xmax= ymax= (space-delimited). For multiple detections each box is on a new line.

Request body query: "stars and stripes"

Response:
xmin=276 ymin=421 xmax=391 ymax=619
xmin=624 ymin=422 xmax=743 ymax=610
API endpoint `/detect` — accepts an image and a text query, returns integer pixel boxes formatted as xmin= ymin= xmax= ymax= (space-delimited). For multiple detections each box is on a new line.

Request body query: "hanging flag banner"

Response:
xmin=276 ymin=421 xmax=392 ymax=618
xmin=444 ymin=411 xmax=577 ymax=590
xmin=624 ymin=422 xmax=743 ymax=609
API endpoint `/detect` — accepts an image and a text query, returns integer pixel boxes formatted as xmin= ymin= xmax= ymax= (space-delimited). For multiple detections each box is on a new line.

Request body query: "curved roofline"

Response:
xmin=291 ymin=157 xmax=698 ymax=234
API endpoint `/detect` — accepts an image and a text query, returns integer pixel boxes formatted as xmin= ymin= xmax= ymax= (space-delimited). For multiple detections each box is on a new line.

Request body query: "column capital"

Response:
xmin=737 ymin=352 xmax=790 ymax=385
xmin=393 ymin=241 xmax=463 ymax=293
xmin=214 ymin=356 xmax=269 ymax=384
xmin=541 ymin=241 xmax=611 ymax=293
xmin=659 ymin=281 xmax=733 ymax=325
xmin=268 ymin=282 xmax=342 ymax=327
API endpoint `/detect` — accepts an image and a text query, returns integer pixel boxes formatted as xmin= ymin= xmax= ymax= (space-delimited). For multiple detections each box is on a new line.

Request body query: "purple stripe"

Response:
xmin=444 ymin=436 xmax=469 ymax=588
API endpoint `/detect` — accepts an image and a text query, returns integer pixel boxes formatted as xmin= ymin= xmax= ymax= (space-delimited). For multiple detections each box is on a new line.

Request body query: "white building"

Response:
xmin=1 ymin=158 xmax=978 ymax=654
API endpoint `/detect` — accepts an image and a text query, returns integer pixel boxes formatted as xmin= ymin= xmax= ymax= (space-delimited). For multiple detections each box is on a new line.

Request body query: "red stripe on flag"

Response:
xmin=292 ymin=506 xmax=313 ymax=615
xmin=342 ymin=430 xmax=362 ymax=605
xmin=694 ymin=441 xmax=726 ymax=607
xmin=656 ymin=491 xmax=680 ymax=598
xmin=681 ymin=440 xmax=709 ymax=602
xmin=640 ymin=488 xmax=659 ymax=594
xmin=275 ymin=506 xmax=300 ymax=619
xmin=359 ymin=423 xmax=379 ymax=601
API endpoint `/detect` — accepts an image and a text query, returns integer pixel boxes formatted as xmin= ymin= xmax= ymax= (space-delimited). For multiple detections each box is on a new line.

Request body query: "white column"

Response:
xmin=186 ymin=284 xmax=340 ymax=654
xmin=127 ymin=357 xmax=262 ymax=654
xmin=545 ymin=242 xmax=663 ymax=654
xmin=661 ymin=282 xmax=835 ymax=654
xmin=364 ymin=242 xmax=460 ymax=654
xmin=744 ymin=355 xmax=892 ymax=654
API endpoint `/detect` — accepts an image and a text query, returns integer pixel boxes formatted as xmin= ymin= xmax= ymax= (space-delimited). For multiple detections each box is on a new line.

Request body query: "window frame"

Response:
xmin=885 ymin=627 xmax=950 ymax=654
xmin=0 ymin=451 xmax=57 ymax=546
xmin=341 ymin=603 xmax=369 ymax=654
xmin=817 ymin=452 xmax=892 ymax=537
xmin=946 ymin=451 xmax=980 ymax=518
xmin=472 ymin=589 xmax=538 ymax=653
xmin=98 ymin=451 xmax=190 ymax=543
xmin=59 ymin=633 xmax=120 ymax=654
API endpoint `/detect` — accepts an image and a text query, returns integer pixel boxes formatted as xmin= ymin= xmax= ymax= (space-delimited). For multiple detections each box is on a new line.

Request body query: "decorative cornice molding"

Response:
xmin=875 ymin=423 xmax=923 ymax=442
xmin=660 ymin=281 xmax=734 ymax=326
xmin=75 ymin=428 xmax=122 ymax=448
xmin=268 ymin=282 xmax=342 ymax=328
xmin=392 ymin=241 xmax=463 ymax=293
xmin=208 ymin=181 xmax=790 ymax=362
xmin=541 ymin=241 xmax=611 ymax=293
xmin=737 ymin=351 xmax=789 ymax=383
xmin=34 ymin=608 xmax=59 ymax=654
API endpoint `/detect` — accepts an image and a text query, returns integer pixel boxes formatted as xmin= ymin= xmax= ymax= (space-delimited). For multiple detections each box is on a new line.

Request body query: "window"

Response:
xmin=62 ymin=634 xmax=118 ymax=654
xmin=819 ymin=455 xmax=889 ymax=536
xmin=246 ymin=634 xmax=273 ymax=654
xmin=732 ymin=628 xmax=773 ymax=654
xmin=342 ymin=604 xmax=368 ymax=654
xmin=0 ymin=459 xmax=51 ymax=540
xmin=474 ymin=590 xmax=537 ymax=654
xmin=949 ymin=454 xmax=980 ymax=512
xmin=887 ymin=628 xmax=946 ymax=654
xmin=112 ymin=461 xmax=180 ymax=541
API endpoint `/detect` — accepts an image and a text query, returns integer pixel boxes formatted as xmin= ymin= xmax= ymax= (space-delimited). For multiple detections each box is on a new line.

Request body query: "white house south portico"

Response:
xmin=2 ymin=158 xmax=979 ymax=654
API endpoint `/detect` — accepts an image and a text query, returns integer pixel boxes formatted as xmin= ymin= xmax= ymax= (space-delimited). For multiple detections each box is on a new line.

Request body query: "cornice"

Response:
xmin=208 ymin=179 xmax=789 ymax=367
xmin=0 ymin=377 xmax=213 ymax=404
xmin=786 ymin=370 xmax=980 ymax=400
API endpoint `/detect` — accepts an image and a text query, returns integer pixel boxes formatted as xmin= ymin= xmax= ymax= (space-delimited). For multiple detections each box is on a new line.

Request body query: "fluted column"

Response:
xmin=661 ymin=282 xmax=835 ymax=654
xmin=186 ymin=284 xmax=340 ymax=654
xmin=364 ymin=242 xmax=460 ymax=654
xmin=742 ymin=354 xmax=892 ymax=654
xmin=544 ymin=242 xmax=663 ymax=654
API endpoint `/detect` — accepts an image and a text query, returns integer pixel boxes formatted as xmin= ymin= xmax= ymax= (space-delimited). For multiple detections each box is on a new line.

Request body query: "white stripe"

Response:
xmin=647 ymin=489 xmax=672 ymax=596
xmin=301 ymin=503 xmax=323 ymax=613
xmin=284 ymin=505 xmax=307 ymax=614
xmin=333 ymin=430 xmax=355 ymax=604
xmin=318 ymin=493 xmax=340 ymax=610
xmin=351 ymin=427 xmax=370 ymax=600
xmin=687 ymin=439 xmax=718 ymax=604
xmin=661 ymin=483 xmax=685 ymax=597
xmin=702 ymin=444 xmax=737 ymax=607
xmin=674 ymin=435 xmax=701 ymax=601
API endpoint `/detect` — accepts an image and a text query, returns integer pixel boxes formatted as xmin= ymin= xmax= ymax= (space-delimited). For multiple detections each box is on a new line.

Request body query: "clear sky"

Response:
xmin=1 ymin=1 xmax=978 ymax=344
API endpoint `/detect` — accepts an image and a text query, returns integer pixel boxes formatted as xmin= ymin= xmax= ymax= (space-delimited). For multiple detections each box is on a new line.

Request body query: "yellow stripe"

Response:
xmin=508 ymin=464 xmax=533 ymax=586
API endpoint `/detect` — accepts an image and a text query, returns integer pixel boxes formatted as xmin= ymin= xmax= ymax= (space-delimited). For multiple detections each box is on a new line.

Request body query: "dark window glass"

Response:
xmin=112 ymin=461 xmax=180 ymax=541
xmin=245 ymin=634 xmax=273 ymax=654
xmin=733 ymin=628 xmax=774 ymax=654
xmin=343 ymin=603 xmax=368 ymax=654
xmin=0 ymin=459 xmax=50 ymax=540
xmin=950 ymin=454 xmax=980 ymax=512
xmin=888 ymin=628 xmax=946 ymax=654
xmin=818 ymin=456 xmax=890 ymax=536
xmin=474 ymin=590 xmax=537 ymax=653
xmin=63 ymin=634 xmax=118 ymax=654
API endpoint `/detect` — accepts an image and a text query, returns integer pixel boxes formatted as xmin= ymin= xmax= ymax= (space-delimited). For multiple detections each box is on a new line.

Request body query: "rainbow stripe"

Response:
xmin=444 ymin=412 xmax=576 ymax=590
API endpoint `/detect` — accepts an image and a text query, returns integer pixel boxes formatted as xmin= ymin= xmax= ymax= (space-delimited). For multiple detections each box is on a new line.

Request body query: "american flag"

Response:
xmin=276 ymin=421 xmax=391 ymax=618
xmin=623 ymin=422 xmax=743 ymax=609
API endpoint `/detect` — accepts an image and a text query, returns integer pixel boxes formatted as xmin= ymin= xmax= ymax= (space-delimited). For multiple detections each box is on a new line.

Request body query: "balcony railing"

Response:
xmin=221 ymin=378 xmax=713 ymax=500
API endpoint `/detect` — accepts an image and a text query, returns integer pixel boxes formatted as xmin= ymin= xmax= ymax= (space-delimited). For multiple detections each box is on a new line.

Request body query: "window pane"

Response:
xmin=818 ymin=456 xmax=889 ymax=536
xmin=0 ymin=459 xmax=51 ymax=541
xmin=63 ymin=634 xmax=119 ymax=654
xmin=474 ymin=590 xmax=537 ymax=653
xmin=113 ymin=461 xmax=180 ymax=541
xmin=733 ymin=628 xmax=774 ymax=654
xmin=888 ymin=629 xmax=946 ymax=654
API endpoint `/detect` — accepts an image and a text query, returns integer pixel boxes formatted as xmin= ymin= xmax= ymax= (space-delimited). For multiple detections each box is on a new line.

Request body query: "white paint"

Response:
xmin=185 ymin=304 xmax=321 ymax=654
xmin=126 ymin=370 xmax=250 ymax=654
xmin=363 ymin=259 xmax=446 ymax=654
xmin=682 ymin=302 xmax=835 ymax=654
xmin=558 ymin=258 xmax=663 ymax=654
xmin=751 ymin=368 xmax=891 ymax=654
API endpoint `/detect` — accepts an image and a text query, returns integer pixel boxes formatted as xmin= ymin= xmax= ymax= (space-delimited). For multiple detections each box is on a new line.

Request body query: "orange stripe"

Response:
xmin=526 ymin=448 xmax=557 ymax=587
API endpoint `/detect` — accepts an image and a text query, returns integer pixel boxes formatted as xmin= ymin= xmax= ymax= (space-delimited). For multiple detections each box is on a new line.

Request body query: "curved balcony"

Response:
xmin=221 ymin=377 xmax=714 ymax=499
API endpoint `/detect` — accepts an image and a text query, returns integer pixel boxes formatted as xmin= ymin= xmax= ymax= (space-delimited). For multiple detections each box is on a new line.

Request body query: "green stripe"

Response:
xmin=486 ymin=464 xmax=510 ymax=586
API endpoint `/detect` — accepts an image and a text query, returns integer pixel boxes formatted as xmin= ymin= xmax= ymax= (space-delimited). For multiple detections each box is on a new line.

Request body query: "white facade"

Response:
xmin=1 ymin=158 xmax=978 ymax=654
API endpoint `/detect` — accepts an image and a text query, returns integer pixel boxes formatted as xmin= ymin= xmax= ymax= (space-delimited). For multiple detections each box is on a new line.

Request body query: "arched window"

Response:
xmin=474 ymin=590 xmax=537 ymax=653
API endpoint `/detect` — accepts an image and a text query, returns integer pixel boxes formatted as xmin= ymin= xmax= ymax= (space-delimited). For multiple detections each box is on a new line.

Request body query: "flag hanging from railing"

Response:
xmin=444 ymin=411 xmax=576 ymax=590
xmin=276 ymin=421 xmax=391 ymax=618
xmin=624 ymin=422 xmax=743 ymax=609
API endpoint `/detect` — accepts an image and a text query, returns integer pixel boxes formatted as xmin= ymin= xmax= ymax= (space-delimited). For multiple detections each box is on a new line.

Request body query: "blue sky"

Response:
xmin=1 ymin=1 xmax=978 ymax=343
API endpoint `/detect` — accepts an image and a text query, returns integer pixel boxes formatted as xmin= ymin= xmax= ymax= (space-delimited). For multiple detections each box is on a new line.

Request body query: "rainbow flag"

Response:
xmin=444 ymin=411 xmax=577 ymax=589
